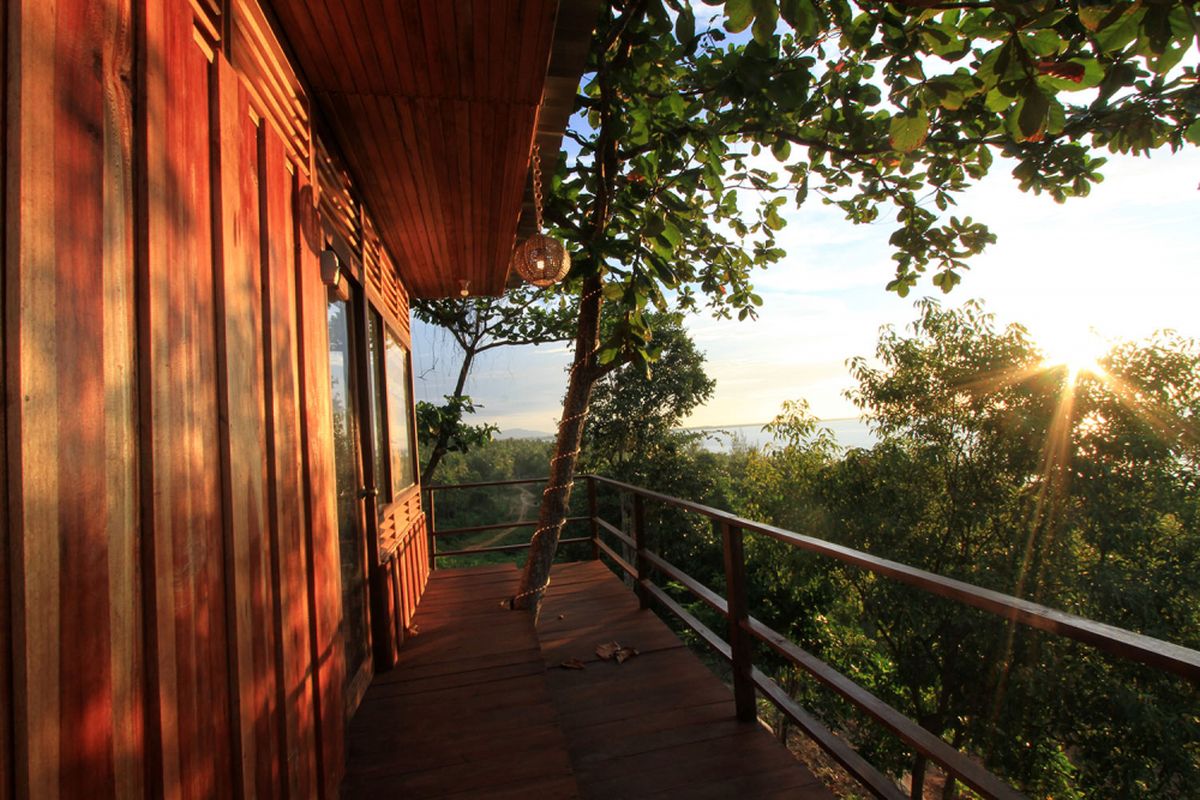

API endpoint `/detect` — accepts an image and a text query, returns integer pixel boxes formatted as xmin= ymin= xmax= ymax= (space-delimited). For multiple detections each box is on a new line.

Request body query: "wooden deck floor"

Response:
xmin=343 ymin=560 xmax=832 ymax=799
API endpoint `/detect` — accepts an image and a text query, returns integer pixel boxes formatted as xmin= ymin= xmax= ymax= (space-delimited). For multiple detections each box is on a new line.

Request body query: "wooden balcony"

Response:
xmin=343 ymin=476 xmax=1200 ymax=800
xmin=342 ymin=561 xmax=832 ymax=798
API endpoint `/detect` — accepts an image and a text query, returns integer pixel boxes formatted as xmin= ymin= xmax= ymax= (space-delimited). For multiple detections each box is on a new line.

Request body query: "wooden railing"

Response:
xmin=422 ymin=477 xmax=593 ymax=562
xmin=424 ymin=474 xmax=1200 ymax=800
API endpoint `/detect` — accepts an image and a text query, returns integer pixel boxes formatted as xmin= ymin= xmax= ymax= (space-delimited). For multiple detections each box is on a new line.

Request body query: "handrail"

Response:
xmin=421 ymin=473 xmax=1200 ymax=800
xmin=424 ymin=477 xmax=548 ymax=491
xmin=579 ymin=472 xmax=1200 ymax=800
xmin=421 ymin=479 xmax=586 ymax=563
xmin=584 ymin=474 xmax=1200 ymax=683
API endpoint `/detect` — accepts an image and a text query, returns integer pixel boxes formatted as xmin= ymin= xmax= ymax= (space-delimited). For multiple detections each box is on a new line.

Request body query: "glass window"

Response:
xmin=365 ymin=310 xmax=390 ymax=514
xmin=384 ymin=327 xmax=417 ymax=493
xmin=326 ymin=298 xmax=370 ymax=685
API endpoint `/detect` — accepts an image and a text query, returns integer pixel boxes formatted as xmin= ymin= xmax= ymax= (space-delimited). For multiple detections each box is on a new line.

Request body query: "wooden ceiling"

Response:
xmin=268 ymin=0 xmax=597 ymax=298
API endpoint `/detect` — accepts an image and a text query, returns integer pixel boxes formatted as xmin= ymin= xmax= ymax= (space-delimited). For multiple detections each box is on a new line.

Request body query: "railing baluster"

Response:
xmin=587 ymin=475 xmax=600 ymax=561
xmin=633 ymin=492 xmax=648 ymax=610
xmin=426 ymin=487 xmax=437 ymax=571
xmin=720 ymin=520 xmax=756 ymax=723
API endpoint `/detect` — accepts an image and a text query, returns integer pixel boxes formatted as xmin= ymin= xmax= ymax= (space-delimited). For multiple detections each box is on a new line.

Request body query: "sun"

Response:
xmin=1038 ymin=325 xmax=1108 ymax=383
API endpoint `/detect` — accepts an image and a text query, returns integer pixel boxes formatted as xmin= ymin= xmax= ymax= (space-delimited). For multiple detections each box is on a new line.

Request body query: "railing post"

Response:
xmin=720 ymin=520 xmax=755 ymax=722
xmin=632 ymin=492 xmax=648 ymax=609
xmin=426 ymin=487 xmax=437 ymax=571
xmin=587 ymin=475 xmax=600 ymax=561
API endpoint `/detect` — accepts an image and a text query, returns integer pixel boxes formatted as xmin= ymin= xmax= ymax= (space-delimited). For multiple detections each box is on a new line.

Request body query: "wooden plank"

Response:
xmin=342 ymin=565 xmax=580 ymax=799
xmin=211 ymin=54 xmax=281 ymax=800
xmin=260 ymin=124 xmax=319 ymax=800
xmin=7 ymin=0 xmax=142 ymax=796
xmin=9 ymin=4 xmax=66 ymax=795
xmin=537 ymin=561 xmax=832 ymax=800
xmin=294 ymin=166 xmax=347 ymax=798
xmin=0 ymin=0 xmax=10 ymax=794
xmin=139 ymin=1 xmax=238 ymax=796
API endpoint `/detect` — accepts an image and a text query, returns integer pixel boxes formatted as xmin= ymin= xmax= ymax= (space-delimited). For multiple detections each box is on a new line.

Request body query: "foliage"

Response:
xmin=416 ymin=396 xmax=497 ymax=465
xmin=519 ymin=0 xmax=1199 ymax=609
xmin=553 ymin=0 xmax=1200 ymax=362
xmin=584 ymin=312 xmax=717 ymax=468
xmin=412 ymin=285 xmax=575 ymax=482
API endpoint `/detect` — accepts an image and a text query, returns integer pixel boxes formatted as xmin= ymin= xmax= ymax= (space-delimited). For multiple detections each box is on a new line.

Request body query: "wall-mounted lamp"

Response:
xmin=321 ymin=248 xmax=350 ymax=302
xmin=458 ymin=279 xmax=470 ymax=298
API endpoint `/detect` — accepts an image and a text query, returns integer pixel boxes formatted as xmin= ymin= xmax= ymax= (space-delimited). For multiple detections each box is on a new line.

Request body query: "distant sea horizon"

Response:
xmin=681 ymin=418 xmax=877 ymax=452
xmin=496 ymin=417 xmax=877 ymax=452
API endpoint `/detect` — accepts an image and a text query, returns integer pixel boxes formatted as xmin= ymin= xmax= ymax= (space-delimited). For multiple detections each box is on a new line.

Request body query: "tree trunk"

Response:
xmin=512 ymin=274 xmax=604 ymax=616
xmin=421 ymin=345 xmax=476 ymax=484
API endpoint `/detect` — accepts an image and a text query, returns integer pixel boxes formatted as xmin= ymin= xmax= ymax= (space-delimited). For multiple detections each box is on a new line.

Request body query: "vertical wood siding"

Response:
xmin=259 ymin=129 xmax=319 ymax=800
xmin=6 ymin=1 xmax=142 ymax=798
xmin=0 ymin=0 xmax=12 ymax=796
xmin=4 ymin=0 xmax=432 ymax=796
xmin=213 ymin=57 xmax=284 ymax=799
xmin=293 ymin=174 xmax=348 ymax=797
xmin=140 ymin=1 xmax=236 ymax=797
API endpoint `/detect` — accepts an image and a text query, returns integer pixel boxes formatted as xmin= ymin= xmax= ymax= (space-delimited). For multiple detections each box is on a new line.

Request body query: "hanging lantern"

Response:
xmin=513 ymin=233 xmax=570 ymax=287
xmin=512 ymin=143 xmax=571 ymax=287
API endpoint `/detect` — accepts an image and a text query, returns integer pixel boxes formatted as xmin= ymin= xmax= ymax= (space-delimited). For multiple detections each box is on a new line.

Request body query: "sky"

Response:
xmin=413 ymin=142 xmax=1200 ymax=435
xmin=413 ymin=9 xmax=1200 ymax=436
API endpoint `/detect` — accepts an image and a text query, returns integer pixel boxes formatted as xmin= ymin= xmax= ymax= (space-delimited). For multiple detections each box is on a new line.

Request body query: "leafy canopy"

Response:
xmin=551 ymin=0 xmax=1199 ymax=365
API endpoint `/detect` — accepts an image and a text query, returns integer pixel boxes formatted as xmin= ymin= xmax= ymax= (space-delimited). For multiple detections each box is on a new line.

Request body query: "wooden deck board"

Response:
xmin=342 ymin=564 xmax=580 ymax=799
xmin=537 ymin=561 xmax=833 ymax=800
xmin=343 ymin=560 xmax=832 ymax=799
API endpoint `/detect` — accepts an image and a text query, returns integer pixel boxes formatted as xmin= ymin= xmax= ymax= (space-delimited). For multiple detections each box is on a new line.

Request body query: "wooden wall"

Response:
xmin=2 ymin=0 xmax=431 ymax=797
xmin=1 ymin=0 xmax=11 ymax=797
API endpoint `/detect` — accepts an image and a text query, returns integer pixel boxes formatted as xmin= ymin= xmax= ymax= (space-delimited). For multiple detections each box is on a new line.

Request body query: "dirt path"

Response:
xmin=475 ymin=484 xmax=537 ymax=548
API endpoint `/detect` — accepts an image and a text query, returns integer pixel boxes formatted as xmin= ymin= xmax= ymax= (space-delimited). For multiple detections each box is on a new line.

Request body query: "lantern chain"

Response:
xmin=532 ymin=143 xmax=545 ymax=234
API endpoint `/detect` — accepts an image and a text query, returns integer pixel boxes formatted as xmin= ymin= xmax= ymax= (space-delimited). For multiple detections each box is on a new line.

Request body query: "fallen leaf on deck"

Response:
xmin=408 ymin=625 xmax=420 ymax=637
xmin=614 ymin=646 xmax=639 ymax=664
xmin=560 ymin=658 xmax=586 ymax=670
xmin=595 ymin=641 xmax=622 ymax=660
xmin=557 ymin=613 xmax=566 ymax=620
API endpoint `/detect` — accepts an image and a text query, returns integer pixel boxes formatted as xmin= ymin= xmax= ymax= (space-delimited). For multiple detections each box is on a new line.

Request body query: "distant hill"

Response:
xmin=495 ymin=428 xmax=554 ymax=441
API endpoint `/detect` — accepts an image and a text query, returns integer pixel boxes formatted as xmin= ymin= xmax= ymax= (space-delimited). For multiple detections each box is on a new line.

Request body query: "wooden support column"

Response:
xmin=720 ymin=521 xmax=756 ymax=723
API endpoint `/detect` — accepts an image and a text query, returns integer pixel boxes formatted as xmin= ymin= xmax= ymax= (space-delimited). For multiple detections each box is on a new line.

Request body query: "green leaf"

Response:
xmin=889 ymin=110 xmax=930 ymax=153
xmin=724 ymin=0 xmax=755 ymax=33
xmin=764 ymin=207 xmax=786 ymax=231
xmin=771 ymin=138 xmax=791 ymax=161
xmin=676 ymin=7 xmax=696 ymax=44
xmin=660 ymin=219 xmax=683 ymax=248
xmin=1185 ymin=120 xmax=1200 ymax=147
xmin=780 ymin=0 xmax=818 ymax=38
xmin=1016 ymin=87 xmax=1050 ymax=141
xmin=751 ymin=0 xmax=780 ymax=46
